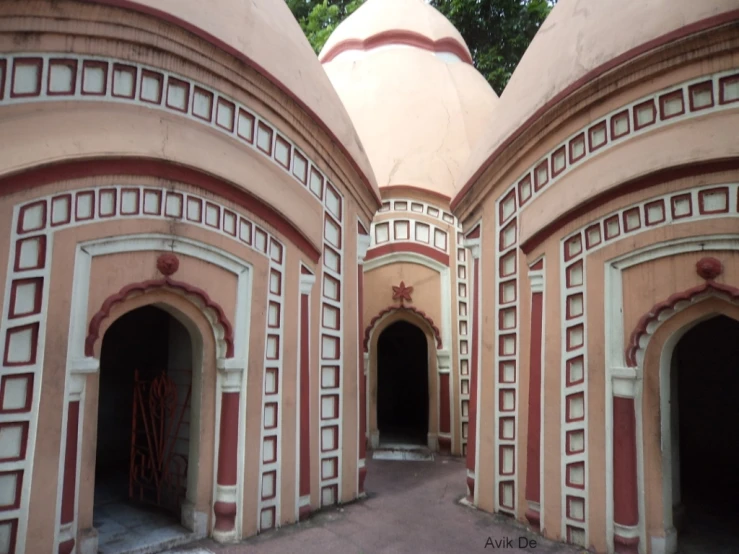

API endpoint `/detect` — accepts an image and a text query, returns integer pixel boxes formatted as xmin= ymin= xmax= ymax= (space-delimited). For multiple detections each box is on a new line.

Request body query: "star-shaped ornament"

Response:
xmin=392 ymin=281 xmax=413 ymax=304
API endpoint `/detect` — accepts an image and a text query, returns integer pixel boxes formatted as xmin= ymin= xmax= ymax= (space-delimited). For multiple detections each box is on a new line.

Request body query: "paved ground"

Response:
xmin=169 ymin=454 xmax=584 ymax=554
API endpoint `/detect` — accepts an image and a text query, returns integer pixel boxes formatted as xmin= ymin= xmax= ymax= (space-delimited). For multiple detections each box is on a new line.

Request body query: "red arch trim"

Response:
xmin=625 ymin=281 xmax=739 ymax=366
xmin=86 ymin=277 xmax=235 ymax=358
xmin=0 ymin=158 xmax=321 ymax=264
xmin=320 ymin=31 xmax=473 ymax=65
xmin=363 ymin=305 xmax=442 ymax=353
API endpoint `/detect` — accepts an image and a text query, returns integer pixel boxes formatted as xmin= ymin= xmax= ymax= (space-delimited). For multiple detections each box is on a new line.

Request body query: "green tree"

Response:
xmin=287 ymin=0 xmax=553 ymax=94
xmin=287 ymin=0 xmax=365 ymax=53
xmin=431 ymin=0 xmax=552 ymax=94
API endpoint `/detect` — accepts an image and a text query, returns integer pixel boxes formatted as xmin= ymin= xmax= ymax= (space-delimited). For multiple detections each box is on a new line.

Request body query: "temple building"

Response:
xmin=321 ymin=0 xmax=498 ymax=458
xmin=0 ymin=0 xmax=737 ymax=554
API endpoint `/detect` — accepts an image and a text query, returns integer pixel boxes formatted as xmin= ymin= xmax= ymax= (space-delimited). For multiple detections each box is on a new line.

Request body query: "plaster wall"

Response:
xmin=363 ymin=263 xmax=442 ymax=329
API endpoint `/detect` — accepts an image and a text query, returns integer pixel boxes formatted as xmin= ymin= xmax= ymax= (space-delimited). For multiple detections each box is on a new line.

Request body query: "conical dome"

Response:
xmin=88 ymin=0 xmax=380 ymax=199
xmin=321 ymin=0 xmax=499 ymax=200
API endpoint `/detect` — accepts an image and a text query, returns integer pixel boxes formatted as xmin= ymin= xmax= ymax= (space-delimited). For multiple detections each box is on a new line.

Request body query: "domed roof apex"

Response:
xmin=319 ymin=0 xmax=473 ymax=64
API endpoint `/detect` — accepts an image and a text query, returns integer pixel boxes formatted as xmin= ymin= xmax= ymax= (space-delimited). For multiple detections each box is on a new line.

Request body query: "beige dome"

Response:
xmin=455 ymin=0 xmax=739 ymax=204
xmin=91 ymin=0 xmax=380 ymax=200
xmin=322 ymin=0 xmax=498 ymax=199
xmin=319 ymin=0 xmax=472 ymax=64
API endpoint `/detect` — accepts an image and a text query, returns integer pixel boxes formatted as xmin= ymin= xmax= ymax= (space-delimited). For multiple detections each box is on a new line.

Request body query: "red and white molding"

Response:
xmin=563 ymin=183 xmax=739 ymax=552
xmin=0 ymin=52 xmax=347 ymax=216
xmin=356 ymin=223 xmax=371 ymax=495
xmin=5 ymin=187 xmax=274 ymax=552
xmin=297 ymin=266 xmax=316 ymax=520
xmin=462 ymin=228 xmax=481 ymax=503
xmin=318 ymin=185 xmax=345 ymax=508
xmin=256 ymin=239 xmax=287 ymax=532
xmin=455 ymin=230 xmax=472 ymax=456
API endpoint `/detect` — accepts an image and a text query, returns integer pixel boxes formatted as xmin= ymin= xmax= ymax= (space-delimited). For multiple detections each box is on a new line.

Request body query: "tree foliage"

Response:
xmin=430 ymin=0 xmax=552 ymax=94
xmin=287 ymin=0 xmax=553 ymax=95
xmin=286 ymin=0 xmax=365 ymax=53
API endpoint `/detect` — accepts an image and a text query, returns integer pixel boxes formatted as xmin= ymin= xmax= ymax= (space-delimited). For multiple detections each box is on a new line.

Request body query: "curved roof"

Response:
xmin=322 ymin=0 xmax=498 ymax=200
xmin=319 ymin=0 xmax=472 ymax=64
xmin=88 ymin=0 xmax=380 ymax=201
xmin=454 ymin=0 xmax=739 ymax=207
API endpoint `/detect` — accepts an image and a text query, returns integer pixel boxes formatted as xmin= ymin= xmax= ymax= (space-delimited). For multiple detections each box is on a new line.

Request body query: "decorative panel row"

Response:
xmin=3 ymin=185 xmax=287 ymax=551
xmin=497 ymin=69 xmax=739 ymax=222
xmin=257 ymin=252 xmax=286 ymax=530
xmin=371 ymin=218 xmax=449 ymax=253
xmin=490 ymin=69 xmax=738 ymax=545
xmin=455 ymin=233 xmax=471 ymax=455
xmin=15 ymin=186 xmax=285 ymax=259
xmin=0 ymin=53 xmax=344 ymax=216
xmin=559 ymin=239 xmax=587 ymax=546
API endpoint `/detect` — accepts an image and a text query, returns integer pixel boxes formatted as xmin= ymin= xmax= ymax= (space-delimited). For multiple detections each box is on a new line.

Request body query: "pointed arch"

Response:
xmin=363 ymin=305 xmax=442 ymax=353
xmin=625 ymin=281 xmax=739 ymax=367
xmin=86 ymin=277 xmax=235 ymax=358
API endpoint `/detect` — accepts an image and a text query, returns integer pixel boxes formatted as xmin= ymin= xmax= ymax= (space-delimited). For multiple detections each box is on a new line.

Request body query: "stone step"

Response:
xmin=371 ymin=446 xmax=434 ymax=461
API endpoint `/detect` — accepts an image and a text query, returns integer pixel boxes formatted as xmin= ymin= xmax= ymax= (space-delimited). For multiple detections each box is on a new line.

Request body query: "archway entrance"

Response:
xmin=94 ymin=305 xmax=195 ymax=553
xmin=671 ymin=314 xmax=739 ymax=553
xmin=377 ymin=321 xmax=428 ymax=446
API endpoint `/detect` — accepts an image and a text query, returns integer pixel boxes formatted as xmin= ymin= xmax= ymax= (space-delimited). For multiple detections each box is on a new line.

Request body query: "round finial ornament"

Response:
xmin=157 ymin=253 xmax=180 ymax=277
xmin=696 ymin=257 xmax=722 ymax=280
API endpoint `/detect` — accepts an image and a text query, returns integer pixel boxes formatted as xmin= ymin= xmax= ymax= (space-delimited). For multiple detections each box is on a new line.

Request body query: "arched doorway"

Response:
xmin=670 ymin=314 xmax=739 ymax=552
xmin=94 ymin=304 xmax=196 ymax=552
xmin=377 ymin=321 xmax=429 ymax=446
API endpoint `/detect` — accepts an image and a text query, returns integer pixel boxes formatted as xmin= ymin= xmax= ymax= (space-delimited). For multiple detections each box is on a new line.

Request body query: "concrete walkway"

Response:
xmin=168 ymin=454 xmax=584 ymax=554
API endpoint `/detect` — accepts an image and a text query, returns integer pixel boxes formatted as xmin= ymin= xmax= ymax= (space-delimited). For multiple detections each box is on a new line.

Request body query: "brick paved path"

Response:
xmin=169 ymin=455 xmax=584 ymax=554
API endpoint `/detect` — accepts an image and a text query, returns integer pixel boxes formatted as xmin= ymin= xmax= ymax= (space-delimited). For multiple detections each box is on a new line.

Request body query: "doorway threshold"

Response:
xmin=96 ymin=502 xmax=204 ymax=554
xmin=372 ymin=449 xmax=434 ymax=461
xmin=373 ymin=442 xmax=434 ymax=461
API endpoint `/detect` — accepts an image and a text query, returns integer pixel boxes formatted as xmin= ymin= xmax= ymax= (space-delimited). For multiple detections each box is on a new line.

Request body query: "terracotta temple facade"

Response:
xmin=0 ymin=0 xmax=737 ymax=553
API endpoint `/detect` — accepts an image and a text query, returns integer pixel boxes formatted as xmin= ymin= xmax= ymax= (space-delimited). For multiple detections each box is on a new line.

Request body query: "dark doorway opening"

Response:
xmin=377 ymin=321 xmax=428 ymax=446
xmin=673 ymin=315 xmax=739 ymax=554
xmin=94 ymin=304 xmax=194 ymax=554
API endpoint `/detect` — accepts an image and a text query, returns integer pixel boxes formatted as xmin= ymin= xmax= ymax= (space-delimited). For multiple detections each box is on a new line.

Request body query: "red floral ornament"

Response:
xmin=392 ymin=281 xmax=413 ymax=304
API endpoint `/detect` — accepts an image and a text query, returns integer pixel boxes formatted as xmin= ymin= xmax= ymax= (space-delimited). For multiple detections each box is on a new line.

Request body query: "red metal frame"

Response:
xmin=129 ymin=369 xmax=191 ymax=514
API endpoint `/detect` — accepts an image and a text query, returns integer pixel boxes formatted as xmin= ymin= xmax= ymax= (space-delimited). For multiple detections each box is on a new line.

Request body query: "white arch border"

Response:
xmin=604 ymin=234 xmax=739 ymax=554
xmin=57 ymin=233 xmax=252 ymax=553
xmin=363 ymin=251 xmax=453 ymax=450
